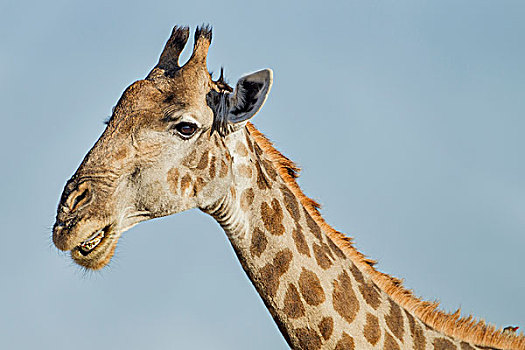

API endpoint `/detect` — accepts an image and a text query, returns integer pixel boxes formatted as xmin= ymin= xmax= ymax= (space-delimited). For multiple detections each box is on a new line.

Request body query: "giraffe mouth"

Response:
xmin=71 ymin=225 xmax=120 ymax=270
xmin=78 ymin=226 xmax=108 ymax=255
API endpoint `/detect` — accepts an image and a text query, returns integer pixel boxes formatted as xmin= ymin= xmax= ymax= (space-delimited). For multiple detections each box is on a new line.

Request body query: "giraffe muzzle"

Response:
xmin=53 ymin=177 xmax=138 ymax=269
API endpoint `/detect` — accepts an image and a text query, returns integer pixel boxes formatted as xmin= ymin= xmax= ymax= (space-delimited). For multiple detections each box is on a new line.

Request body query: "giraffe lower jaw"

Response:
xmin=70 ymin=225 xmax=120 ymax=270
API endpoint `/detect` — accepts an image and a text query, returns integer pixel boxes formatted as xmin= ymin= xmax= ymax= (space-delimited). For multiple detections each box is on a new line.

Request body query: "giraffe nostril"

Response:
xmin=67 ymin=183 xmax=91 ymax=212
xmin=73 ymin=189 xmax=88 ymax=208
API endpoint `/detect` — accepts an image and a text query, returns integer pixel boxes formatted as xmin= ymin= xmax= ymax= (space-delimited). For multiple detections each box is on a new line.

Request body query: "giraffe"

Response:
xmin=52 ymin=25 xmax=524 ymax=350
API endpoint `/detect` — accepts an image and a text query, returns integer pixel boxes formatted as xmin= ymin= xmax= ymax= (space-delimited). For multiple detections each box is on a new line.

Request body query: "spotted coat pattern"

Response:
xmin=204 ymin=128 xmax=487 ymax=350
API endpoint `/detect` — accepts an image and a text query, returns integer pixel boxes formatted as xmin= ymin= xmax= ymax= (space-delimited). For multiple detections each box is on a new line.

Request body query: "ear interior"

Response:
xmin=228 ymin=69 xmax=273 ymax=124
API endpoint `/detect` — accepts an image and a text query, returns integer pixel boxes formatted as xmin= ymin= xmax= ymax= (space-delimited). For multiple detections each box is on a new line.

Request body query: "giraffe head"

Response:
xmin=52 ymin=26 xmax=272 ymax=270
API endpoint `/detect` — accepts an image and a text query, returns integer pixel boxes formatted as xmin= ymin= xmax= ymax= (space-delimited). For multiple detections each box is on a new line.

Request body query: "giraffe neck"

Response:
xmin=202 ymin=125 xmax=503 ymax=350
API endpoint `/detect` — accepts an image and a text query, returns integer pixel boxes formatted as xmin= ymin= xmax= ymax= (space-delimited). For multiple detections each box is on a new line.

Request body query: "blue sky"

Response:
xmin=1 ymin=1 xmax=524 ymax=349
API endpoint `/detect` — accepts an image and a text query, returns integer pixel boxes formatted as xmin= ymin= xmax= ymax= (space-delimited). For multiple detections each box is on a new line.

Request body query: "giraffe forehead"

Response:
xmin=111 ymin=80 xmax=163 ymax=119
xmin=108 ymin=74 xmax=214 ymax=130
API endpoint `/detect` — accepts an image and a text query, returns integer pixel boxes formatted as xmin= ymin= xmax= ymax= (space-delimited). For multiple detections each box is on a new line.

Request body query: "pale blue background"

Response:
xmin=1 ymin=1 xmax=524 ymax=349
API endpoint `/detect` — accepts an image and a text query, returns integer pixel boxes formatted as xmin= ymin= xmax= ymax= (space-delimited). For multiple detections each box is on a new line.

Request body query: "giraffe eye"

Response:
xmin=174 ymin=122 xmax=198 ymax=138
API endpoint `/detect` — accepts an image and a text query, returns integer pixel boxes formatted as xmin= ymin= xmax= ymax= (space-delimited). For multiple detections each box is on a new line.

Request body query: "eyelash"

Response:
xmin=174 ymin=122 xmax=198 ymax=139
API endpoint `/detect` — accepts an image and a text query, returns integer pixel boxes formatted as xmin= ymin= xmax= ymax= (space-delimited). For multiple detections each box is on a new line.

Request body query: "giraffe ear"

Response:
xmin=228 ymin=69 xmax=273 ymax=124
xmin=208 ymin=69 xmax=273 ymax=135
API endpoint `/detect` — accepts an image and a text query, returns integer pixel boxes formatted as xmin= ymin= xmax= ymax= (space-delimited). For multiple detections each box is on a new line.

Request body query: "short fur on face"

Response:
xmin=52 ymin=25 xmax=273 ymax=270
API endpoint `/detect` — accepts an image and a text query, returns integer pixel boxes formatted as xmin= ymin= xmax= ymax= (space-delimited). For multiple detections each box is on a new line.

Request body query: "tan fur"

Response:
xmin=246 ymin=122 xmax=525 ymax=350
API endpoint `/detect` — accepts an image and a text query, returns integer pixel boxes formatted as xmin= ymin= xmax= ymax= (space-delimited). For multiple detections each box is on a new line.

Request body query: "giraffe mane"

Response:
xmin=246 ymin=122 xmax=525 ymax=350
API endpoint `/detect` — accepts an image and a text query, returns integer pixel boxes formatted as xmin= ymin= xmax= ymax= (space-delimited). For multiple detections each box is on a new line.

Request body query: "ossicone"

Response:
xmin=147 ymin=24 xmax=213 ymax=79
xmin=184 ymin=24 xmax=213 ymax=68
xmin=147 ymin=25 xmax=190 ymax=79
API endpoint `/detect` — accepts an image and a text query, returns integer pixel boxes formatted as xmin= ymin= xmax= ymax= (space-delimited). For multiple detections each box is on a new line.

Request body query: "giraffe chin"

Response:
xmin=70 ymin=225 xmax=121 ymax=270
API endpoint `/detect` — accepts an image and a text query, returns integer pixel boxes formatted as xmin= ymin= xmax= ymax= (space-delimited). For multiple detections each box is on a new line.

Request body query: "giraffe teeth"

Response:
xmin=83 ymin=228 xmax=104 ymax=243
xmin=79 ymin=228 xmax=106 ymax=254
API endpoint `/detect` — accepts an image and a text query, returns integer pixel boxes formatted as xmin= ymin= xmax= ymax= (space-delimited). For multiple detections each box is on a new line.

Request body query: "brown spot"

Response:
xmin=180 ymin=174 xmax=192 ymax=194
xmin=349 ymin=264 xmax=381 ymax=309
xmin=459 ymin=342 xmax=475 ymax=350
xmin=364 ymin=313 xmax=381 ymax=345
xmin=167 ymin=168 xmax=179 ymax=194
xmin=318 ymin=317 xmax=333 ymax=341
xmin=182 ymin=149 xmax=197 ymax=168
xmin=240 ymin=188 xmax=254 ymax=211
xmin=295 ymin=327 xmax=322 ymax=350
xmin=298 ymin=268 xmax=325 ymax=306
xmin=283 ymin=284 xmax=305 ymax=319
xmin=255 ymin=161 xmax=271 ymax=190
xmin=281 ymin=185 xmax=300 ymax=219
xmin=245 ymin=131 xmax=254 ymax=153
xmin=433 ymin=338 xmax=457 ymax=350
xmin=327 ymin=237 xmax=346 ymax=259
xmin=114 ymin=147 xmax=128 ymax=160
xmin=230 ymin=186 xmax=236 ymax=199
xmin=405 ymin=310 xmax=426 ymax=350
xmin=349 ymin=263 xmax=364 ymax=283
xmin=196 ymin=150 xmax=209 ymax=170
xmin=237 ymin=164 xmax=252 ymax=178
xmin=262 ymin=158 xmax=278 ymax=181
xmin=304 ymin=208 xmax=322 ymax=241
xmin=334 ymin=332 xmax=354 ymax=350
xmin=260 ymin=199 xmax=285 ymax=236
xmin=250 ymin=227 xmax=267 ymax=258
xmin=384 ymin=332 xmax=400 ymax=350
xmin=385 ymin=299 xmax=404 ymax=342
xmin=360 ymin=282 xmax=381 ymax=309
xmin=258 ymin=249 xmax=293 ymax=298
xmin=323 ymin=241 xmax=335 ymax=260
xmin=191 ymin=177 xmax=206 ymax=197
xmin=332 ymin=271 xmax=359 ymax=324
xmin=208 ymin=155 xmax=216 ymax=179
xmin=235 ymin=141 xmax=248 ymax=156
xmin=292 ymin=226 xmax=310 ymax=257
xmin=313 ymin=243 xmax=333 ymax=270
xmin=219 ymin=159 xmax=228 ymax=178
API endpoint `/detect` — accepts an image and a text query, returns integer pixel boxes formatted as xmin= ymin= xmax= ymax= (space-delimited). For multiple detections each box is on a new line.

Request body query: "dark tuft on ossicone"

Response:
xmin=195 ymin=24 xmax=213 ymax=43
